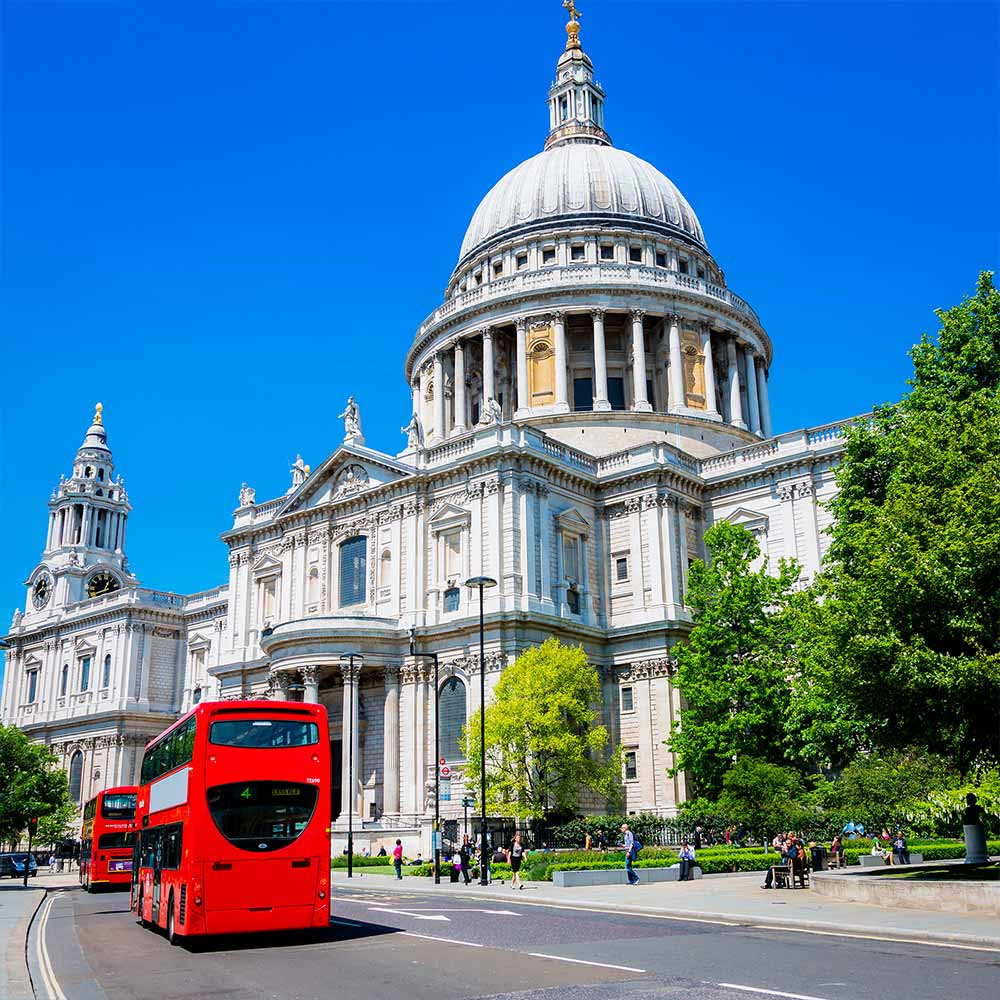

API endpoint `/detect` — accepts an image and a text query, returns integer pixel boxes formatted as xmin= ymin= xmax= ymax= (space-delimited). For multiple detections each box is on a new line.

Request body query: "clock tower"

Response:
xmin=25 ymin=403 xmax=136 ymax=616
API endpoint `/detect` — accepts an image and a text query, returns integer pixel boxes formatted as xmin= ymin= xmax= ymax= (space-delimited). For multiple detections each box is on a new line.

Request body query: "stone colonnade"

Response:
xmin=266 ymin=659 xmax=443 ymax=828
xmin=413 ymin=309 xmax=771 ymax=442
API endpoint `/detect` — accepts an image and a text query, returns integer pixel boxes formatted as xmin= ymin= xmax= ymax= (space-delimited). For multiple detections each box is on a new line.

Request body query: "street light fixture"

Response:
xmin=464 ymin=575 xmax=497 ymax=885
xmin=339 ymin=651 xmax=364 ymax=878
xmin=409 ymin=626 xmax=441 ymax=884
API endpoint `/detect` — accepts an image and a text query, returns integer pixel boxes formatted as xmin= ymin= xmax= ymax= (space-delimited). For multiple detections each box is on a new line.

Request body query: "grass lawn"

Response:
xmin=338 ymin=865 xmax=424 ymax=876
xmin=883 ymin=865 xmax=1000 ymax=881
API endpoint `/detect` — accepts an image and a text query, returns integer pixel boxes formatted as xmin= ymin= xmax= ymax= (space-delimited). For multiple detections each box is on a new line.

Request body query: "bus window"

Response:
xmin=101 ymin=793 xmax=136 ymax=820
xmin=98 ymin=832 xmax=131 ymax=850
xmin=209 ymin=719 xmax=319 ymax=748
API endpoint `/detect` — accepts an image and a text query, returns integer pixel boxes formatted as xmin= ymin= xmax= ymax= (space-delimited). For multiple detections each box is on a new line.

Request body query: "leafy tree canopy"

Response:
xmin=464 ymin=638 xmax=621 ymax=822
xmin=804 ymin=272 xmax=1000 ymax=767
xmin=667 ymin=520 xmax=802 ymax=798
xmin=716 ymin=758 xmax=817 ymax=838
xmin=0 ymin=724 xmax=74 ymax=846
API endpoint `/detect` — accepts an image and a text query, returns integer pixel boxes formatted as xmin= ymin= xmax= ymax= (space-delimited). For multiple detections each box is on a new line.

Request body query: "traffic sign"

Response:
xmin=439 ymin=757 xmax=446 ymax=765
xmin=462 ymin=796 xmax=476 ymax=808
xmin=441 ymin=779 xmax=452 ymax=802
xmin=440 ymin=765 xmax=451 ymax=779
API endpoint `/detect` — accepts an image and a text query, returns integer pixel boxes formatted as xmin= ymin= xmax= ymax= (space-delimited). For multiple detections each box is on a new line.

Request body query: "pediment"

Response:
xmin=252 ymin=553 xmax=282 ymax=574
xmin=276 ymin=445 xmax=414 ymax=516
xmin=556 ymin=506 xmax=590 ymax=535
xmin=724 ymin=507 xmax=769 ymax=532
xmin=429 ymin=501 xmax=471 ymax=530
xmin=73 ymin=636 xmax=98 ymax=655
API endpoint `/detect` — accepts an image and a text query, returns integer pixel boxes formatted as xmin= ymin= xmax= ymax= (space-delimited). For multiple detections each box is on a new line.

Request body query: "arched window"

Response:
xmin=102 ymin=654 xmax=111 ymax=688
xmin=307 ymin=566 xmax=319 ymax=605
xmin=61 ymin=664 xmax=69 ymax=697
xmin=339 ymin=536 xmax=367 ymax=606
xmin=379 ymin=549 xmax=392 ymax=588
xmin=68 ymin=750 xmax=83 ymax=803
xmin=439 ymin=677 xmax=467 ymax=760
xmin=97 ymin=468 xmax=104 ymax=481
xmin=443 ymin=587 xmax=460 ymax=613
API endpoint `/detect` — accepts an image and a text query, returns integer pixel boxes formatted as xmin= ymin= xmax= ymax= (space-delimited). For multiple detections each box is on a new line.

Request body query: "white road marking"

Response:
xmin=527 ymin=952 xmax=646 ymax=973
xmin=747 ymin=924 xmax=1000 ymax=953
xmin=370 ymin=907 xmax=450 ymax=921
xmin=329 ymin=917 xmax=363 ymax=927
xmin=718 ymin=984 xmax=832 ymax=1000
xmin=379 ymin=907 xmax=520 ymax=916
xmin=400 ymin=931 xmax=483 ymax=946
xmin=36 ymin=895 xmax=68 ymax=1000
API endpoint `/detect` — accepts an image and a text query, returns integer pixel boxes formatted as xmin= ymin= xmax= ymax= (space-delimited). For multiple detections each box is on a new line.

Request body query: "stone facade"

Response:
xmin=2 ymin=16 xmax=860 ymax=852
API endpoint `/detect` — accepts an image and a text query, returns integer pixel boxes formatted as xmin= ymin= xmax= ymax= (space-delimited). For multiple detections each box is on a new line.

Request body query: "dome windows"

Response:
xmin=655 ymin=250 xmax=668 ymax=268
xmin=516 ymin=253 xmax=528 ymax=270
xmin=571 ymin=244 xmax=585 ymax=261
xmin=628 ymin=246 xmax=643 ymax=263
xmin=542 ymin=247 xmax=556 ymax=265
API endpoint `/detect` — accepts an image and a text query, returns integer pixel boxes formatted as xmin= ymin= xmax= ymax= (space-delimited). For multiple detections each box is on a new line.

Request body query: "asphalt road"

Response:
xmin=29 ymin=882 xmax=1000 ymax=1000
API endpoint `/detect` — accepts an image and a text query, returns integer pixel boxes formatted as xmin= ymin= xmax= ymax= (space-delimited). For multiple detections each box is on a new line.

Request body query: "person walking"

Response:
xmin=678 ymin=839 xmax=696 ymax=881
xmin=508 ymin=834 xmax=525 ymax=890
xmin=584 ymin=831 xmax=593 ymax=851
xmin=392 ymin=839 xmax=403 ymax=879
xmin=460 ymin=834 xmax=472 ymax=885
xmin=693 ymin=826 xmax=703 ymax=851
xmin=621 ymin=823 xmax=639 ymax=885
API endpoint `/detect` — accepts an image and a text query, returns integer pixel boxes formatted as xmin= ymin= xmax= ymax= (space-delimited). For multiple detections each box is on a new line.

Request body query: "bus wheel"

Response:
xmin=166 ymin=895 xmax=177 ymax=946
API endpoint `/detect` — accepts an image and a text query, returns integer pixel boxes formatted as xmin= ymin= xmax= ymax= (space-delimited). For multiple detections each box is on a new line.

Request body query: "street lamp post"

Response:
xmin=409 ymin=627 xmax=441 ymax=884
xmin=464 ymin=575 xmax=497 ymax=885
xmin=339 ymin=651 xmax=364 ymax=879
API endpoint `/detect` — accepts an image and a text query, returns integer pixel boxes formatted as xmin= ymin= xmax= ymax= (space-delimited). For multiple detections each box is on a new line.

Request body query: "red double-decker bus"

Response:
xmin=80 ymin=786 xmax=137 ymax=891
xmin=131 ymin=700 xmax=331 ymax=944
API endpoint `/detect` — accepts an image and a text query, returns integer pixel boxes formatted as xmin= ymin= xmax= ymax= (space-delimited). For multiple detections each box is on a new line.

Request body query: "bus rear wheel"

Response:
xmin=166 ymin=894 xmax=177 ymax=946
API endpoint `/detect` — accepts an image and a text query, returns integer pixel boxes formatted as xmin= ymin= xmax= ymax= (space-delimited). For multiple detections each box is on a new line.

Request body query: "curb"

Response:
xmin=332 ymin=875 xmax=1000 ymax=950
xmin=3 ymin=889 xmax=45 ymax=1000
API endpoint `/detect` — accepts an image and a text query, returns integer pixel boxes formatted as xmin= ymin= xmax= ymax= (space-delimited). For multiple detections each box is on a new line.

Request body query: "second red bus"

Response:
xmin=80 ymin=786 xmax=137 ymax=891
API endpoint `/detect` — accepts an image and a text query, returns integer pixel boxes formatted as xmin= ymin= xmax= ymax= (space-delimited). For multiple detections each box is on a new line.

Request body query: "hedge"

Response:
xmin=331 ymin=855 xmax=394 ymax=869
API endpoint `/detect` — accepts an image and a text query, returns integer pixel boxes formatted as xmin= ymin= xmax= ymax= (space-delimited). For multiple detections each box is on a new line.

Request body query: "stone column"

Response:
xmin=453 ymin=340 xmax=467 ymax=433
xmin=268 ymin=667 xmax=291 ymax=701
xmin=630 ymin=310 xmax=652 ymax=411
xmin=382 ymin=665 xmax=400 ymax=817
xmin=433 ymin=352 xmax=446 ymax=442
xmin=726 ymin=337 xmax=746 ymax=429
xmin=418 ymin=366 xmax=430 ymax=437
xmin=553 ymin=311 xmax=569 ymax=412
xmin=756 ymin=361 xmax=772 ymax=438
xmin=410 ymin=381 xmax=419 ymax=421
xmin=592 ymin=309 xmax=610 ymax=411
xmin=744 ymin=347 xmax=761 ymax=434
xmin=668 ymin=313 xmax=685 ymax=412
xmin=301 ymin=665 xmax=320 ymax=704
xmin=481 ymin=328 xmax=496 ymax=411
xmin=701 ymin=326 xmax=719 ymax=416
xmin=340 ymin=659 xmax=361 ymax=823
xmin=515 ymin=318 xmax=529 ymax=416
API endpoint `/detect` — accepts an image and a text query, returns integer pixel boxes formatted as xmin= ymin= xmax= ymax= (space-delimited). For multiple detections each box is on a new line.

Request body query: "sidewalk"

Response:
xmin=330 ymin=870 xmax=1000 ymax=949
xmin=0 ymin=871 xmax=82 ymax=1000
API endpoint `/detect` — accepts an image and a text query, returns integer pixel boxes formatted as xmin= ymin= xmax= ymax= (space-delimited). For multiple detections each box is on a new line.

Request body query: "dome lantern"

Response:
xmin=546 ymin=1 xmax=611 ymax=151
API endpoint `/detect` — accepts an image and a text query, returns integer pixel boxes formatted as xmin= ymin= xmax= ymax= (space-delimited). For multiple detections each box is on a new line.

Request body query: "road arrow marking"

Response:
xmin=369 ymin=907 xmax=450 ymax=921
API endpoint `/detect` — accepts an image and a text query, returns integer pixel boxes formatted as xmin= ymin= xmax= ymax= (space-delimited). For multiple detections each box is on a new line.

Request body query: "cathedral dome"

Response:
xmin=458 ymin=143 xmax=705 ymax=266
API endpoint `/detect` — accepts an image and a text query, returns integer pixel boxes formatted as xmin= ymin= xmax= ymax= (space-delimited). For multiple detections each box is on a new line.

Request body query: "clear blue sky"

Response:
xmin=1 ymin=1 xmax=997 ymax=679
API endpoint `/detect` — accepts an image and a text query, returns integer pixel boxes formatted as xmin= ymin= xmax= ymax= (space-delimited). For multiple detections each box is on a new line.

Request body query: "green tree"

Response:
xmin=0 ymin=724 xmax=74 ymax=847
xmin=824 ymin=747 xmax=959 ymax=824
xmin=667 ymin=520 xmax=802 ymax=799
xmin=463 ymin=638 xmax=621 ymax=822
xmin=802 ymin=272 xmax=1000 ymax=768
xmin=716 ymin=758 xmax=816 ymax=840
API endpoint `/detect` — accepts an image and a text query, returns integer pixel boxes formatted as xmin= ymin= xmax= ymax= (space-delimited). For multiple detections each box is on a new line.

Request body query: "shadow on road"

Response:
xmin=178 ymin=918 xmax=400 ymax=953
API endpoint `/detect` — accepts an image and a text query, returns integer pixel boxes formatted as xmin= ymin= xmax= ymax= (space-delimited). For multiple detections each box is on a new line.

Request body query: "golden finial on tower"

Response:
xmin=563 ymin=0 xmax=582 ymax=49
xmin=93 ymin=402 xmax=104 ymax=426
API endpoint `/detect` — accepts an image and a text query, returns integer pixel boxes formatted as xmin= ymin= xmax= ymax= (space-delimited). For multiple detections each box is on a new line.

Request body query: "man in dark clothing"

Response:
xmin=693 ymin=826 xmax=703 ymax=850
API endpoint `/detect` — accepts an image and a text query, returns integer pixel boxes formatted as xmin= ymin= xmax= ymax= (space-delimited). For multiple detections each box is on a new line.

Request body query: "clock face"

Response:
xmin=87 ymin=571 xmax=120 ymax=599
xmin=31 ymin=573 xmax=52 ymax=609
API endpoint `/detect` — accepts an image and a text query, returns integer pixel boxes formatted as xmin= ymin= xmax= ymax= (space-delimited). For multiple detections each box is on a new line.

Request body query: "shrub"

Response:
xmin=331 ymin=855 xmax=393 ymax=869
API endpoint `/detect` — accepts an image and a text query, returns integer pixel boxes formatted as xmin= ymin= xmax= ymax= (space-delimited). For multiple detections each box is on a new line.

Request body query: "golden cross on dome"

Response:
xmin=563 ymin=0 xmax=581 ymax=23
xmin=94 ymin=401 xmax=103 ymax=426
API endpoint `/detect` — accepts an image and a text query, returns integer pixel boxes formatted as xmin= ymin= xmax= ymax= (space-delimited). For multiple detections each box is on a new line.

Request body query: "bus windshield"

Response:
xmin=101 ymin=793 xmax=136 ymax=820
xmin=206 ymin=781 xmax=318 ymax=852
xmin=98 ymin=832 xmax=130 ymax=850
xmin=209 ymin=719 xmax=319 ymax=749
